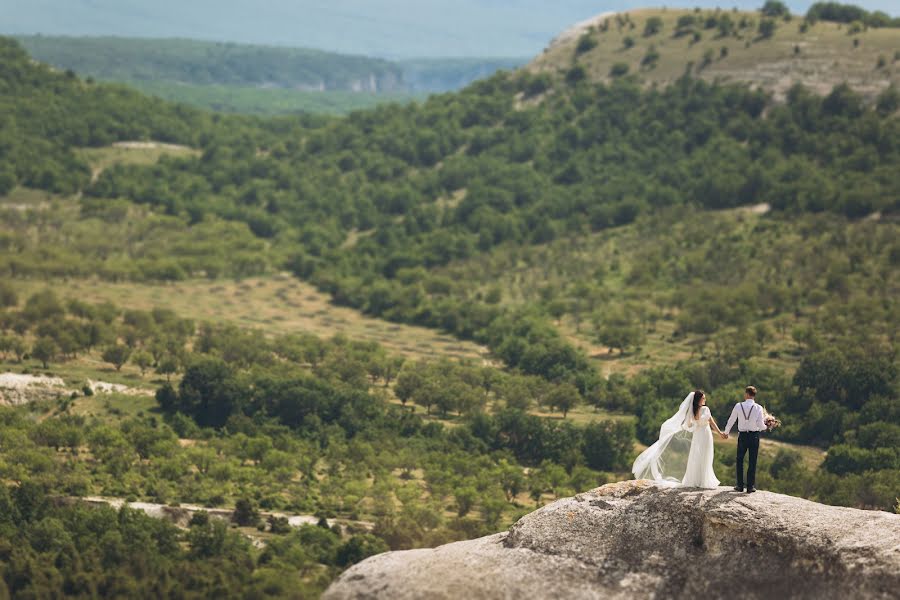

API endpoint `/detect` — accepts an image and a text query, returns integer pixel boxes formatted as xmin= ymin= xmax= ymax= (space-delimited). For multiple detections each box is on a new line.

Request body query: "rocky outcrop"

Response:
xmin=0 ymin=373 xmax=67 ymax=406
xmin=324 ymin=480 xmax=900 ymax=600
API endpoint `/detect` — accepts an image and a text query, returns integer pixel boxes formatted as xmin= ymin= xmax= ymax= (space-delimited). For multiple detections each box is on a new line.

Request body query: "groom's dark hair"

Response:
xmin=745 ymin=385 xmax=757 ymax=397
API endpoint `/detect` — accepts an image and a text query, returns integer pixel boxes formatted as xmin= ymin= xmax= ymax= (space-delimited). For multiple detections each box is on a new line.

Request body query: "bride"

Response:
xmin=632 ymin=390 xmax=725 ymax=488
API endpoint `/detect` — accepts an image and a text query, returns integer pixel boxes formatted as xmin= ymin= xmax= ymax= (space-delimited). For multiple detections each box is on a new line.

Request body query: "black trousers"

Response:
xmin=736 ymin=431 xmax=760 ymax=489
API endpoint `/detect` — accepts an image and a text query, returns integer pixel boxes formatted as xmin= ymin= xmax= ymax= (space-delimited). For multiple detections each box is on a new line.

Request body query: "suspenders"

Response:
xmin=739 ymin=403 xmax=758 ymax=431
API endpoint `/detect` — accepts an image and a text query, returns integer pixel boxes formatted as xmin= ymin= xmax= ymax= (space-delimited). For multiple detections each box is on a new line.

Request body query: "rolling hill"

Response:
xmin=15 ymin=35 xmax=405 ymax=91
xmin=529 ymin=7 xmax=900 ymax=98
xmin=13 ymin=35 xmax=527 ymax=114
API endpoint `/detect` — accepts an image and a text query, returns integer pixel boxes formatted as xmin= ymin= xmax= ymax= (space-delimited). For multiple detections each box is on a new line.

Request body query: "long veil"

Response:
xmin=632 ymin=392 xmax=696 ymax=485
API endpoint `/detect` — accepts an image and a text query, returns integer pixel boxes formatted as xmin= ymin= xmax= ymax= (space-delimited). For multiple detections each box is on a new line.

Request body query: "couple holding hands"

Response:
xmin=634 ymin=386 xmax=777 ymax=493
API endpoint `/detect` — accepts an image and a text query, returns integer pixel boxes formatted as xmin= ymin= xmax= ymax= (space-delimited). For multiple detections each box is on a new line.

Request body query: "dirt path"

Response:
xmin=79 ymin=496 xmax=373 ymax=536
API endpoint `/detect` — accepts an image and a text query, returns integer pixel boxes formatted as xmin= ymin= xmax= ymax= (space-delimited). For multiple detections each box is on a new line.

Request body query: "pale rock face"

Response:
xmin=324 ymin=480 xmax=900 ymax=600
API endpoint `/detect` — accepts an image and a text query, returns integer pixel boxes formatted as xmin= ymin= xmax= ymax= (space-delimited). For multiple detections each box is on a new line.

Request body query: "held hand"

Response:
xmin=721 ymin=433 xmax=729 ymax=440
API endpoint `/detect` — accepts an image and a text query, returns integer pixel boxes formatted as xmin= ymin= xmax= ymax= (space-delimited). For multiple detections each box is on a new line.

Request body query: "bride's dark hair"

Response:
xmin=692 ymin=390 xmax=705 ymax=418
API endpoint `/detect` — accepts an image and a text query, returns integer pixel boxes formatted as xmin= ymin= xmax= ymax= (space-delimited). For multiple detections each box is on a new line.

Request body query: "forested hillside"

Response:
xmin=16 ymin=36 xmax=405 ymax=92
xmin=12 ymin=36 xmax=525 ymax=115
xmin=1 ymin=6 xmax=899 ymax=594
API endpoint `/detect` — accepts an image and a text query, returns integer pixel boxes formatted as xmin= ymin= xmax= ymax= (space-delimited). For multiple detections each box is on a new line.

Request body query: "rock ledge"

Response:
xmin=324 ymin=480 xmax=900 ymax=600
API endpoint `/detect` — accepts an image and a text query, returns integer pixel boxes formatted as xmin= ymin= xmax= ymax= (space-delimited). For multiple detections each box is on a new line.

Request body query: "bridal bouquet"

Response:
xmin=762 ymin=407 xmax=781 ymax=432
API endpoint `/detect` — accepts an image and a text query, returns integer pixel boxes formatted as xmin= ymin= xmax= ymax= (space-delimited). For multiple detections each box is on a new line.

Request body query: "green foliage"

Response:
xmin=576 ymin=33 xmax=599 ymax=55
xmin=644 ymin=17 xmax=664 ymax=37
xmin=609 ymin=63 xmax=630 ymax=77
xmin=805 ymin=3 xmax=900 ymax=27
xmin=232 ymin=497 xmax=261 ymax=527
xmin=130 ymin=80 xmax=423 ymax=116
xmin=758 ymin=18 xmax=778 ymax=38
xmin=0 ymin=484 xmax=287 ymax=598
xmin=101 ymin=344 xmax=131 ymax=371
xmin=760 ymin=1 xmax=790 ymax=18
xmin=582 ymin=420 xmax=636 ymax=471
xmin=641 ymin=45 xmax=661 ymax=68
xmin=31 ymin=337 xmax=58 ymax=368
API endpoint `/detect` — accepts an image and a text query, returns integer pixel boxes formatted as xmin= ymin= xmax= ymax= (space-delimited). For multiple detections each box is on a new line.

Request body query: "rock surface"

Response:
xmin=324 ymin=480 xmax=900 ymax=600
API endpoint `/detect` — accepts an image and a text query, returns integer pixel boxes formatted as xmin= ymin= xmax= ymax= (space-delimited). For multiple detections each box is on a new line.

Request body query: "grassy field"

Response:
xmin=530 ymin=8 xmax=899 ymax=99
xmin=13 ymin=275 xmax=489 ymax=364
xmin=76 ymin=141 xmax=200 ymax=181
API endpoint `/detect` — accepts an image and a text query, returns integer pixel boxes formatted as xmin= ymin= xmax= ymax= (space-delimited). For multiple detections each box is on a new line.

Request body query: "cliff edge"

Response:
xmin=323 ymin=480 xmax=900 ymax=600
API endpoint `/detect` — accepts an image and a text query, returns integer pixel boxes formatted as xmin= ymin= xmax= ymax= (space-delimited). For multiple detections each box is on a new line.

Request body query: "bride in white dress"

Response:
xmin=632 ymin=390 xmax=725 ymax=489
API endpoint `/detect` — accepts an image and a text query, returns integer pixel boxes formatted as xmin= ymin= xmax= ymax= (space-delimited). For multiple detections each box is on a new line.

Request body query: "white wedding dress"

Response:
xmin=632 ymin=392 xmax=720 ymax=489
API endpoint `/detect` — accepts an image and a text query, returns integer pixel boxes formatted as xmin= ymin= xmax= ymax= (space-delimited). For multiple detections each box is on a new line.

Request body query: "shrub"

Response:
xmin=609 ymin=62 xmax=630 ymax=77
xmin=565 ymin=65 xmax=586 ymax=85
xmin=232 ymin=497 xmax=260 ymax=527
xmin=644 ymin=16 xmax=664 ymax=36
xmin=576 ymin=33 xmax=598 ymax=54
xmin=760 ymin=0 xmax=789 ymax=17
xmin=758 ymin=18 xmax=777 ymax=38
xmin=641 ymin=45 xmax=661 ymax=68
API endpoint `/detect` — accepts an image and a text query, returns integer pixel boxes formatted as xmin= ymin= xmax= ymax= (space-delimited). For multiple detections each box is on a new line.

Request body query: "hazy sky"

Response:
xmin=2 ymin=1 xmax=897 ymax=57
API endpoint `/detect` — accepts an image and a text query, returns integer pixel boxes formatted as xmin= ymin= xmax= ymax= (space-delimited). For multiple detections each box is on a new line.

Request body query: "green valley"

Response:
xmin=1 ymin=3 xmax=899 ymax=597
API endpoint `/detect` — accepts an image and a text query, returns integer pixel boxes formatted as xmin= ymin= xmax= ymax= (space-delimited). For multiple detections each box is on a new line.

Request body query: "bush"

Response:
xmin=609 ymin=62 xmax=630 ymax=77
xmin=758 ymin=18 xmax=777 ymax=38
xmin=576 ymin=33 xmax=598 ymax=54
xmin=644 ymin=16 xmax=664 ymax=36
xmin=565 ymin=65 xmax=586 ymax=85
xmin=760 ymin=1 xmax=790 ymax=17
xmin=232 ymin=497 xmax=260 ymax=527
xmin=641 ymin=45 xmax=661 ymax=68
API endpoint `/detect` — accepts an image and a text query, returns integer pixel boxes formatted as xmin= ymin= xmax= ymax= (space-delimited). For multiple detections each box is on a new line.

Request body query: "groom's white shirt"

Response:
xmin=724 ymin=399 xmax=766 ymax=435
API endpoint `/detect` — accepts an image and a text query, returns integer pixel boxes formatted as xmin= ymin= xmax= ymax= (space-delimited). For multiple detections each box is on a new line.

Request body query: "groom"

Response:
xmin=723 ymin=385 xmax=766 ymax=493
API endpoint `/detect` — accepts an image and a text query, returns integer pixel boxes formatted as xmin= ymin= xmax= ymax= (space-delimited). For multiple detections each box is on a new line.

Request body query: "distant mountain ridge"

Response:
xmin=16 ymin=36 xmax=404 ymax=92
xmin=0 ymin=0 xmax=616 ymax=58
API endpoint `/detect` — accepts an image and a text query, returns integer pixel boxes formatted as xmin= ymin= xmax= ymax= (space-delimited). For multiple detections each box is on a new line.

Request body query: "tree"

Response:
xmin=760 ymin=1 xmax=789 ymax=17
xmin=177 ymin=357 xmax=244 ymax=427
xmin=453 ymin=486 xmax=478 ymax=516
xmin=156 ymin=355 xmax=179 ymax=382
xmin=0 ymin=281 xmax=17 ymax=308
xmin=31 ymin=337 xmax=58 ymax=368
xmin=102 ymin=344 xmax=132 ymax=371
xmin=565 ymin=65 xmax=586 ymax=85
xmin=232 ymin=497 xmax=260 ymax=527
xmin=644 ymin=16 xmax=664 ymax=36
xmin=641 ymin=45 xmax=661 ymax=68
xmin=23 ymin=290 xmax=66 ymax=322
xmin=583 ymin=420 xmax=636 ymax=470
xmin=575 ymin=33 xmax=598 ymax=54
xmin=758 ymin=18 xmax=777 ymax=38
xmin=336 ymin=534 xmax=389 ymax=567
xmin=547 ymin=383 xmax=581 ymax=418
xmin=132 ymin=350 xmax=153 ymax=376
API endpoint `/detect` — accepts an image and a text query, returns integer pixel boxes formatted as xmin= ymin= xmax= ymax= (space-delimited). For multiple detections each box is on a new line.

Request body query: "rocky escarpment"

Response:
xmin=324 ymin=480 xmax=900 ymax=600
